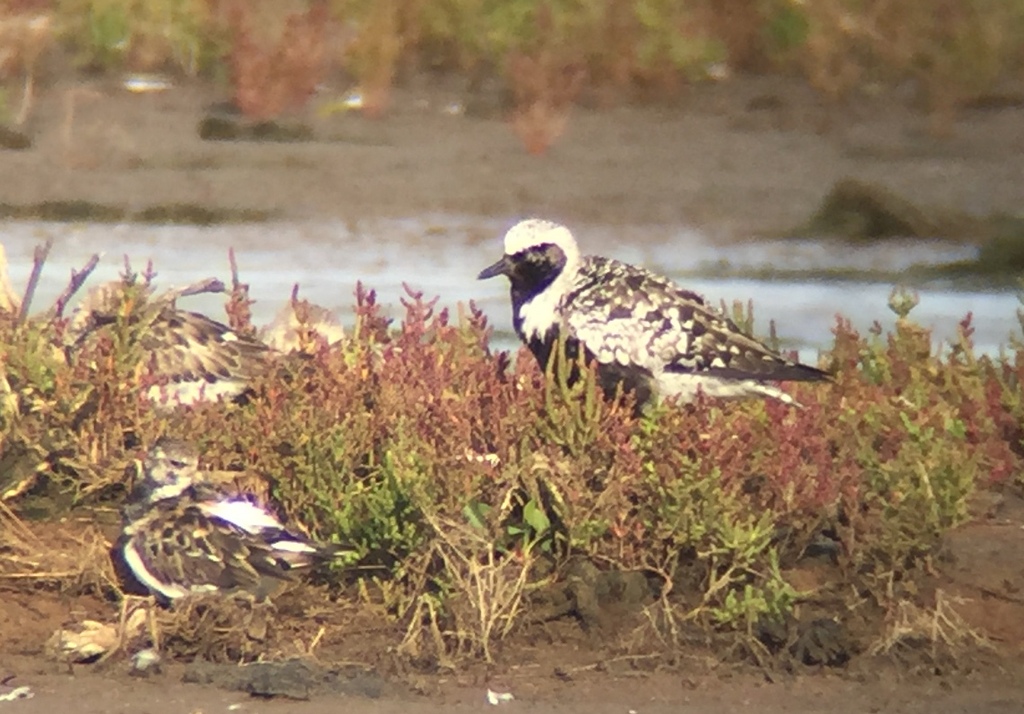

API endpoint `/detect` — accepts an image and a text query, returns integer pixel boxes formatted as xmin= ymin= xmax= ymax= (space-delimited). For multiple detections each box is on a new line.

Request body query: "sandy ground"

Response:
xmin=5 ymin=664 xmax=1024 ymax=714
xmin=4 ymin=72 xmax=1024 ymax=713
xmin=2 ymin=73 xmax=1022 ymax=239
xmin=4 ymin=491 xmax=1024 ymax=714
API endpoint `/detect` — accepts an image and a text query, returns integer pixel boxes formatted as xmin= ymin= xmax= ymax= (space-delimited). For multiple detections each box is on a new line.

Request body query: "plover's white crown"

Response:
xmin=503 ymin=218 xmax=581 ymax=268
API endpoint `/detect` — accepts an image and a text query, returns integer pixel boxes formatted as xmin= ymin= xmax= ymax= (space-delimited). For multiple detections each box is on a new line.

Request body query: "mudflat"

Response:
xmin=2 ymin=73 xmax=1021 ymax=237
xmin=3 ymin=72 xmax=1024 ymax=713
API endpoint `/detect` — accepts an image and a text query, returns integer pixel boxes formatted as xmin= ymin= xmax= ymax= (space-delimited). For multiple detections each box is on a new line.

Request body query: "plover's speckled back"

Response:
xmin=67 ymin=280 xmax=271 ymax=407
xmin=115 ymin=438 xmax=352 ymax=603
xmin=478 ymin=219 xmax=831 ymax=407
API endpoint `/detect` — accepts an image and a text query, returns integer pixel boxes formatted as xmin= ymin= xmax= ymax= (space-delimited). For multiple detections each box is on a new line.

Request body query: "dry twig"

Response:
xmin=16 ymin=238 xmax=52 ymax=325
xmin=47 ymin=253 xmax=101 ymax=319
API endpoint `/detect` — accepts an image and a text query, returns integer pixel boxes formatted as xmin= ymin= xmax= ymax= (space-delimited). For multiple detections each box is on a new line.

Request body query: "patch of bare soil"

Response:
xmin=4 ymin=493 xmax=1024 ymax=713
xmin=1 ymin=71 xmax=1022 ymax=237
xmin=936 ymin=492 xmax=1024 ymax=655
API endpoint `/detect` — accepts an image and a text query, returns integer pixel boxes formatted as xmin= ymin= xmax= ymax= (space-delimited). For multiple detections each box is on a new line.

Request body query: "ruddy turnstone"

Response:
xmin=66 ymin=279 xmax=271 ymax=407
xmin=478 ymin=219 xmax=830 ymax=406
xmin=260 ymin=299 xmax=345 ymax=355
xmin=116 ymin=438 xmax=350 ymax=603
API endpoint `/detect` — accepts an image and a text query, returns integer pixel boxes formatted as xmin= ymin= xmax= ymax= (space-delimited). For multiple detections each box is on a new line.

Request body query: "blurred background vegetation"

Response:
xmin=3 ymin=0 xmax=1024 ymax=132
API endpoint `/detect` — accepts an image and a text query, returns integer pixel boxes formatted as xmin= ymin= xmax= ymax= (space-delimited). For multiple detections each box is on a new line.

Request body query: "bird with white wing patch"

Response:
xmin=114 ymin=437 xmax=355 ymax=604
xmin=66 ymin=279 xmax=273 ymax=408
xmin=478 ymin=219 xmax=831 ymax=408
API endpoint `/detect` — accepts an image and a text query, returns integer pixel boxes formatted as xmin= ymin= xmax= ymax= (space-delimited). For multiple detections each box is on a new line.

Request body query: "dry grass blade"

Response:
xmin=420 ymin=509 xmax=536 ymax=662
xmin=0 ymin=500 xmax=40 ymax=546
xmin=870 ymin=590 xmax=994 ymax=659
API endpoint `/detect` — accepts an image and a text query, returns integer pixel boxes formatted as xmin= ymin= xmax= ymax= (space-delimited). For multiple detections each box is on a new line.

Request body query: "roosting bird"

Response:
xmin=115 ymin=437 xmax=353 ymax=604
xmin=66 ymin=279 xmax=272 ymax=407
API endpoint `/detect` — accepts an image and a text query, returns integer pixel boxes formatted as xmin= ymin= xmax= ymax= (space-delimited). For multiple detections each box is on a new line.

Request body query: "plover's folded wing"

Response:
xmin=566 ymin=257 xmax=829 ymax=382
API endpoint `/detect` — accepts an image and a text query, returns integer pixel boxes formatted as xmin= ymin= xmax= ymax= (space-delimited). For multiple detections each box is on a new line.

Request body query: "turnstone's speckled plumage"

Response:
xmin=116 ymin=438 xmax=350 ymax=603
xmin=478 ymin=219 xmax=830 ymax=406
xmin=67 ymin=280 xmax=272 ymax=407
xmin=260 ymin=299 xmax=345 ymax=355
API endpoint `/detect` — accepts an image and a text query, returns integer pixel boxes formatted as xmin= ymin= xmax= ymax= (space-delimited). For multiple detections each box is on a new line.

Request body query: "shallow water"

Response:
xmin=1 ymin=216 xmax=1020 ymax=360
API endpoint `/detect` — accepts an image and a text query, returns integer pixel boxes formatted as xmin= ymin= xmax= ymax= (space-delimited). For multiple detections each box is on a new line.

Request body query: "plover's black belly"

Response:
xmin=523 ymin=326 xmax=654 ymax=410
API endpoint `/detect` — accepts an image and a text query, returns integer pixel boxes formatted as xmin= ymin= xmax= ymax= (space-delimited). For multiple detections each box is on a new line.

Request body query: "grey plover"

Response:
xmin=478 ymin=219 xmax=830 ymax=407
xmin=67 ymin=280 xmax=271 ymax=407
xmin=116 ymin=438 xmax=350 ymax=603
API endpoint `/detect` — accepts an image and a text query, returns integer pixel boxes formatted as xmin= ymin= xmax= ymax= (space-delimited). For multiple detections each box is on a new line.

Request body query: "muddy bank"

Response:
xmin=5 ymin=656 xmax=1024 ymax=714
xmin=2 ymin=74 xmax=1022 ymax=238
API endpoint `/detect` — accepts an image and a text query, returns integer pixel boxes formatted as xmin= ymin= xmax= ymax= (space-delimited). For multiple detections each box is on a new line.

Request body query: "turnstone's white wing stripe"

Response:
xmin=198 ymin=499 xmax=289 ymax=534
xmin=197 ymin=499 xmax=321 ymax=560
xmin=121 ymin=505 xmax=233 ymax=600
xmin=117 ymin=438 xmax=352 ymax=601
xmin=121 ymin=536 xmax=206 ymax=601
xmin=120 ymin=500 xmax=298 ymax=601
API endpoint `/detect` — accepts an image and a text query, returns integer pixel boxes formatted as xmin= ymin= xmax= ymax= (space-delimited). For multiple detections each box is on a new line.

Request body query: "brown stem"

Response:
xmin=49 ymin=253 xmax=100 ymax=319
xmin=17 ymin=238 xmax=53 ymax=325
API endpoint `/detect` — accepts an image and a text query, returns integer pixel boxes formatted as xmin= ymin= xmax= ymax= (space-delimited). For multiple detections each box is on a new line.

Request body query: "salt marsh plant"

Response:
xmin=221 ymin=0 xmax=332 ymax=120
xmin=56 ymin=0 xmax=221 ymax=74
xmin=2 ymin=253 xmax=1022 ymax=666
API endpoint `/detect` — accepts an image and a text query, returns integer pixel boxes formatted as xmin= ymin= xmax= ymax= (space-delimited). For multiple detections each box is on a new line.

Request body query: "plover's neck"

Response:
xmin=513 ymin=262 xmax=576 ymax=342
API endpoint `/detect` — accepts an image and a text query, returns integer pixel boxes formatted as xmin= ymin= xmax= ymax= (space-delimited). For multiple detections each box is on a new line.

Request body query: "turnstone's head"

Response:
xmin=66 ymin=280 xmax=151 ymax=343
xmin=137 ymin=437 xmax=200 ymax=504
xmin=477 ymin=219 xmax=581 ymax=293
xmin=260 ymin=300 xmax=345 ymax=354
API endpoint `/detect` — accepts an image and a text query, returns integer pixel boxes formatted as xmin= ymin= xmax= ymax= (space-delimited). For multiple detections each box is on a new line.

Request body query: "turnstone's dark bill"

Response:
xmin=67 ymin=280 xmax=271 ymax=407
xmin=478 ymin=219 xmax=831 ymax=406
xmin=116 ymin=438 xmax=351 ymax=603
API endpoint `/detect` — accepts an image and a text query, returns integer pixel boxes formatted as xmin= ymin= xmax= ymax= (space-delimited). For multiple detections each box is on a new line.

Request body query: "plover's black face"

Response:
xmin=478 ymin=243 xmax=568 ymax=296
xmin=137 ymin=438 xmax=200 ymax=504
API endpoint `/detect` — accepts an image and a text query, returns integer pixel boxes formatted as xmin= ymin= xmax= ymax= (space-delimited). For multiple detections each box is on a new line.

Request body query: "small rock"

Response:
xmin=486 ymin=689 xmax=515 ymax=705
xmin=182 ymin=659 xmax=388 ymax=701
xmin=198 ymin=116 xmax=314 ymax=143
xmin=130 ymin=648 xmax=162 ymax=676
xmin=0 ymin=126 xmax=31 ymax=150
xmin=46 ymin=620 xmax=119 ymax=663
xmin=0 ymin=676 xmax=34 ymax=702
